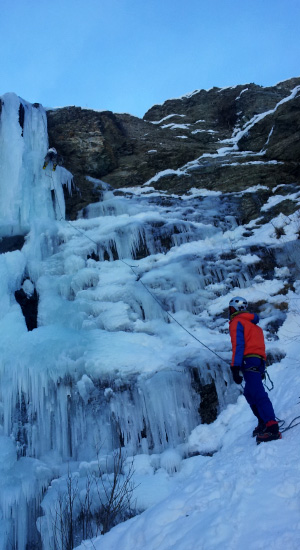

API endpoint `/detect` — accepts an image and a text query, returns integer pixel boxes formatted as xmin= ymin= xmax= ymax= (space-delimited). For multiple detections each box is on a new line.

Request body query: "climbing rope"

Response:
xmin=51 ymin=181 xmax=230 ymax=366
xmin=136 ymin=276 xmax=230 ymax=365
xmin=51 ymin=179 xmax=300 ymax=432
xmin=276 ymin=416 xmax=300 ymax=434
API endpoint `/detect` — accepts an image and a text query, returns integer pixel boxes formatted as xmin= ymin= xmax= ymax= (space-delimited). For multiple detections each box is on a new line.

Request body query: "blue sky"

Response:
xmin=1 ymin=0 xmax=299 ymax=117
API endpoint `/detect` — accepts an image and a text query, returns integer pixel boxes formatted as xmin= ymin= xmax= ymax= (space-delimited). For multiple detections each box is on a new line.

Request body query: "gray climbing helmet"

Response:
xmin=229 ymin=296 xmax=248 ymax=312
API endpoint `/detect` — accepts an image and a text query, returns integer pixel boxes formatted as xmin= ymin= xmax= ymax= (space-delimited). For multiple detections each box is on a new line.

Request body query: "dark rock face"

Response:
xmin=199 ymin=382 xmax=219 ymax=425
xmin=14 ymin=286 xmax=38 ymax=331
xmin=47 ymin=108 xmax=130 ymax=218
xmin=144 ymin=82 xmax=288 ymax=130
xmin=0 ymin=235 xmax=25 ymax=254
xmin=47 ymin=108 xmax=205 ymax=218
xmin=46 ymin=77 xmax=300 ymax=220
xmin=239 ymin=93 xmax=300 ymax=161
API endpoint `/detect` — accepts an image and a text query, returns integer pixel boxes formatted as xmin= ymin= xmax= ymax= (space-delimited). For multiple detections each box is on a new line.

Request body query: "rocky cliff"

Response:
xmin=46 ymin=78 xmax=300 ymax=221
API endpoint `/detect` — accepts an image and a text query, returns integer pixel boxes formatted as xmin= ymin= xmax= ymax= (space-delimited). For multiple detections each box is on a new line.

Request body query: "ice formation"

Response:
xmin=1 ymin=93 xmax=299 ymax=549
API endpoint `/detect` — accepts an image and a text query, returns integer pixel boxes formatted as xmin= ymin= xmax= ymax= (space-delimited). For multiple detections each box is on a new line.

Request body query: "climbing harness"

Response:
xmin=263 ymin=370 xmax=274 ymax=391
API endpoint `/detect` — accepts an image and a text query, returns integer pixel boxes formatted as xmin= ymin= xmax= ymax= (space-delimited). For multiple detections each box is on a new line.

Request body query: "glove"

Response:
xmin=231 ymin=366 xmax=243 ymax=384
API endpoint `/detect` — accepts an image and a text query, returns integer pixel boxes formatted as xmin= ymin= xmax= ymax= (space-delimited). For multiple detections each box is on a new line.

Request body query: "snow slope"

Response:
xmin=76 ymin=340 xmax=300 ymax=550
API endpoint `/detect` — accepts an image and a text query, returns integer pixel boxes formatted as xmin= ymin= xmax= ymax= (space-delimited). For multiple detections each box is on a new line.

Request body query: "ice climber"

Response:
xmin=229 ymin=296 xmax=282 ymax=444
xmin=43 ymin=147 xmax=58 ymax=171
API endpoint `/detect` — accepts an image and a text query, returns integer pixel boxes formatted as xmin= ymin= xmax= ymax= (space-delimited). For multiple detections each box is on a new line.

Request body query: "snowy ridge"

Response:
xmin=221 ymin=84 xmax=300 ymax=148
xmin=143 ymin=84 xmax=300 ymax=187
xmin=149 ymin=114 xmax=186 ymax=124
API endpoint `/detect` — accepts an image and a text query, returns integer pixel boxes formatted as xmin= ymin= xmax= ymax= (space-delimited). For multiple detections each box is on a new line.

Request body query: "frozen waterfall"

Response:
xmin=1 ymin=95 xmax=286 ymax=549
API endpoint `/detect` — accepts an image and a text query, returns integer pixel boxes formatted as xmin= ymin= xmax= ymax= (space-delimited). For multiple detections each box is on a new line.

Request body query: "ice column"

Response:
xmin=0 ymin=93 xmax=72 ymax=237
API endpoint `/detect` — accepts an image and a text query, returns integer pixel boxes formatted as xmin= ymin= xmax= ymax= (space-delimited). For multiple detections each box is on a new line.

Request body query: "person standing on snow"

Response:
xmin=43 ymin=147 xmax=58 ymax=171
xmin=229 ymin=296 xmax=282 ymax=444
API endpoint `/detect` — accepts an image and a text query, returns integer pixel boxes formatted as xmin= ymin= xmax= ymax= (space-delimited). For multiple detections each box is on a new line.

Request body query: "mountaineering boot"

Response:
xmin=256 ymin=420 xmax=282 ymax=444
xmin=252 ymin=420 xmax=266 ymax=437
xmin=52 ymin=163 xmax=57 ymax=171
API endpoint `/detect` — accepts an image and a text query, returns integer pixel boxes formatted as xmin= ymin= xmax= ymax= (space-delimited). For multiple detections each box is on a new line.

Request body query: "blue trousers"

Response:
xmin=242 ymin=357 xmax=275 ymax=424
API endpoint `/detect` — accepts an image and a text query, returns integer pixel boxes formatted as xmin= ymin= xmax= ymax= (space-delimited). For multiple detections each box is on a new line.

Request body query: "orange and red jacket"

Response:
xmin=229 ymin=312 xmax=266 ymax=367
